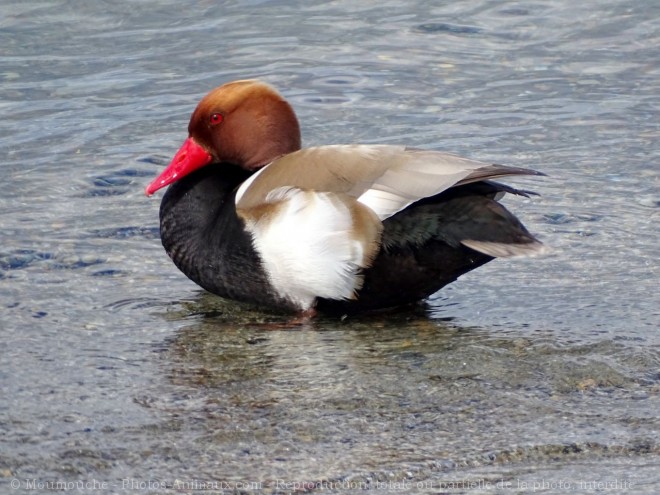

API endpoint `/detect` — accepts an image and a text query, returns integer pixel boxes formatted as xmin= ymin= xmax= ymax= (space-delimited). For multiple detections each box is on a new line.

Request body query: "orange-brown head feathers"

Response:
xmin=189 ymin=80 xmax=301 ymax=170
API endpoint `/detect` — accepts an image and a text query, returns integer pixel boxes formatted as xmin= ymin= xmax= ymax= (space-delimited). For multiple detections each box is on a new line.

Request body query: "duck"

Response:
xmin=145 ymin=79 xmax=544 ymax=316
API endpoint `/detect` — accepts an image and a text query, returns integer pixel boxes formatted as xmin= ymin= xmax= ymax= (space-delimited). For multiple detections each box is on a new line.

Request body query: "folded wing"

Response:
xmin=235 ymin=144 xmax=542 ymax=221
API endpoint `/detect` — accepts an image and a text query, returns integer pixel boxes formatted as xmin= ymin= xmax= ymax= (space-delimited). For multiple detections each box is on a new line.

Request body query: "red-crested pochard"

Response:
xmin=146 ymin=79 xmax=544 ymax=315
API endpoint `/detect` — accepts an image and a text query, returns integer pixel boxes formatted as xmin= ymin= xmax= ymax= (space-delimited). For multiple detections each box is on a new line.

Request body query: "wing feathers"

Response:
xmin=461 ymin=239 xmax=546 ymax=257
xmin=237 ymin=145 xmax=538 ymax=221
xmin=458 ymin=164 xmax=546 ymax=186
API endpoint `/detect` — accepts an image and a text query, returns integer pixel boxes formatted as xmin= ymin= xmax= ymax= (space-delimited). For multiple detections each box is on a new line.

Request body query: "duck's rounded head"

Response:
xmin=146 ymin=80 xmax=301 ymax=195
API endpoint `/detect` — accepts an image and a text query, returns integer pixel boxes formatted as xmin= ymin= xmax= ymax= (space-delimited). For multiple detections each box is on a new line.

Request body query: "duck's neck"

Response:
xmin=158 ymin=164 xmax=289 ymax=308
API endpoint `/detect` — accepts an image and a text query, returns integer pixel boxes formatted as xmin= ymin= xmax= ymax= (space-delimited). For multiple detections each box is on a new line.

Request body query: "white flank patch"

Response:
xmin=243 ymin=187 xmax=366 ymax=310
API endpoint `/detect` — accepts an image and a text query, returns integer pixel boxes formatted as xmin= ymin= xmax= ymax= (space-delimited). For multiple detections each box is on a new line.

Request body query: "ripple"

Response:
xmin=314 ymin=74 xmax=368 ymax=87
xmin=137 ymin=155 xmax=169 ymax=166
xmin=105 ymin=297 xmax=171 ymax=312
xmin=85 ymin=168 xmax=155 ymax=197
xmin=0 ymin=249 xmax=104 ymax=272
xmin=638 ymin=195 xmax=660 ymax=208
xmin=90 ymin=226 xmax=159 ymax=240
xmin=414 ymin=22 xmax=484 ymax=35
xmin=0 ymin=249 xmax=52 ymax=270
xmin=541 ymin=213 xmax=604 ymax=225
xmin=299 ymin=95 xmax=354 ymax=105
xmin=91 ymin=269 xmax=127 ymax=277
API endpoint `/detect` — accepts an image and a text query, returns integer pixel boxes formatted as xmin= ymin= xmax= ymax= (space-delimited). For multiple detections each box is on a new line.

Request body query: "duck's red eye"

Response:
xmin=209 ymin=113 xmax=224 ymax=125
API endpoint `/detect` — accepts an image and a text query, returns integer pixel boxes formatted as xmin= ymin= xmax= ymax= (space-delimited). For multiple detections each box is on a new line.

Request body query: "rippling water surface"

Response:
xmin=1 ymin=0 xmax=659 ymax=493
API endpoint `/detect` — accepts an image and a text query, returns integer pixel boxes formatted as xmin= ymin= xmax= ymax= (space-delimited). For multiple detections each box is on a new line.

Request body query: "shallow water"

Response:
xmin=1 ymin=0 xmax=659 ymax=493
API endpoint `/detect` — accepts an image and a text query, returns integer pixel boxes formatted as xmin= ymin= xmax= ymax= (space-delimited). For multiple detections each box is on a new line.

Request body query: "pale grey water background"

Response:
xmin=1 ymin=1 xmax=659 ymax=494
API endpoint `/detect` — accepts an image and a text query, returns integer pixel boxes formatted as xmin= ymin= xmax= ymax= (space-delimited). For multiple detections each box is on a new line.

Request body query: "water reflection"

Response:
xmin=121 ymin=294 xmax=659 ymax=485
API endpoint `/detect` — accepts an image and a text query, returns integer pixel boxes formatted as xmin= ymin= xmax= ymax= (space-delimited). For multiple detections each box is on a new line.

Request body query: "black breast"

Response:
xmin=158 ymin=165 xmax=294 ymax=310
